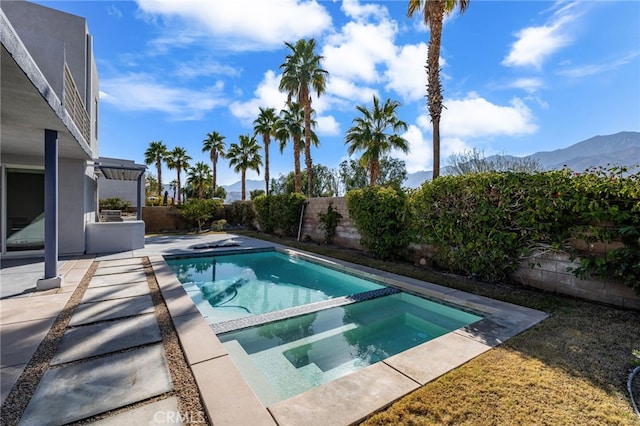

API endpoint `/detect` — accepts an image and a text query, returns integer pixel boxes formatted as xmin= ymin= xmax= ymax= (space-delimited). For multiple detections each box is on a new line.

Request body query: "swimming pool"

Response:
xmin=165 ymin=248 xmax=484 ymax=405
xmin=218 ymin=291 xmax=482 ymax=405
xmin=165 ymin=250 xmax=384 ymax=324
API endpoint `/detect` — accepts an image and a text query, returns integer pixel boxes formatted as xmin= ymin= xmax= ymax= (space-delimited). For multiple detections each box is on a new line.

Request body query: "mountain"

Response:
xmin=405 ymin=131 xmax=640 ymax=188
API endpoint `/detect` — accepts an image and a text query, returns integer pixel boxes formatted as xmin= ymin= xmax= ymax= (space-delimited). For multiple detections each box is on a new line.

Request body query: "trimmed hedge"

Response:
xmin=410 ymin=166 xmax=639 ymax=290
xmin=253 ymin=193 xmax=307 ymax=237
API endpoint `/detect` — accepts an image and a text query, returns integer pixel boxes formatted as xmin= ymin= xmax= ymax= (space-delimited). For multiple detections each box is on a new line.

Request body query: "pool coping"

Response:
xmin=151 ymin=245 xmax=549 ymax=426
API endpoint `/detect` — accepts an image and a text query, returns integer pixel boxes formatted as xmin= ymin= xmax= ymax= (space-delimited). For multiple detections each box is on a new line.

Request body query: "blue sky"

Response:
xmin=38 ymin=0 xmax=640 ymax=186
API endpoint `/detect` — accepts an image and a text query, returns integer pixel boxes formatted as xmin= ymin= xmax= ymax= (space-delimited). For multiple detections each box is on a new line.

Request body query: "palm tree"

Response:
xmin=166 ymin=147 xmax=191 ymax=204
xmin=345 ymin=96 xmax=410 ymax=186
xmin=186 ymin=161 xmax=212 ymax=199
xmin=169 ymin=179 xmax=178 ymax=204
xmin=275 ymin=102 xmax=319 ymax=194
xmin=408 ymin=0 xmax=469 ymax=179
xmin=279 ymin=38 xmax=328 ymax=196
xmin=226 ymin=134 xmax=262 ymax=201
xmin=144 ymin=140 xmax=168 ymax=198
xmin=202 ymin=131 xmax=226 ymax=197
xmin=253 ymin=107 xmax=278 ymax=195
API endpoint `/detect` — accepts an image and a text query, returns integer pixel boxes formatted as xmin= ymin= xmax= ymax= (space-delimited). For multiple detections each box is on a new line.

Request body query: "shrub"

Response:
xmin=225 ymin=201 xmax=255 ymax=228
xmin=346 ymin=186 xmax=412 ymax=260
xmin=254 ymin=193 xmax=307 ymax=237
xmin=99 ymin=197 xmax=131 ymax=211
xmin=318 ymin=202 xmax=342 ymax=244
xmin=411 ymin=166 xmax=640 ymax=291
xmin=178 ymin=198 xmax=223 ymax=232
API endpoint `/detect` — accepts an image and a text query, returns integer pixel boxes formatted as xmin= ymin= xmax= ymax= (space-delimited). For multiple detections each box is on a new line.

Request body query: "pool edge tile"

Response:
xmin=191 ymin=356 xmax=276 ymax=426
xmin=268 ymin=362 xmax=420 ymax=426
xmin=384 ymin=332 xmax=492 ymax=385
xmin=172 ymin=311 xmax=228 ymax=366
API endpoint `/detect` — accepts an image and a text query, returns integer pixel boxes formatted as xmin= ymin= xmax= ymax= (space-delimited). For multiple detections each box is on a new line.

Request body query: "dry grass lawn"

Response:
xmin=236 ymin=231 xmax=640 ymax=425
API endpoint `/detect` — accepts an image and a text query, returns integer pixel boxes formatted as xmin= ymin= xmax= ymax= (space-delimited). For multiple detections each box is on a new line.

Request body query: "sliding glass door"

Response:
xmin=3 ymin=167 xmax=45 ymax=252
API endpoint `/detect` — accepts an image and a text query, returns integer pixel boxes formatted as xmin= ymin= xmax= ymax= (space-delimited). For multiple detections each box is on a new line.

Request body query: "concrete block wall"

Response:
xmin=511 ymin=251 xmax=639 ymax=310
xmin=142 ymin=206 xmax=186 ymax=233
xmin=300 ymin=197 xmax=363 ymax=250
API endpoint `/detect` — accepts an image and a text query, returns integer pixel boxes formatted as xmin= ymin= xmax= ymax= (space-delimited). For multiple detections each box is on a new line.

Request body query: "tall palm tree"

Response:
xmin=408 ymin=0 xmax=469 ymax=179
xmin=144 ymin=140 xmax=168 ymax=198
xmin=253 ymin=107 xmax=278 ymax=195
xmin=167 ymin=147 xmax=191 ymax=204
xmin=226 ymin=134 xmax=262 ymax=201
xmin=202 ymin=131 xmax=226 ymax=197
xmin=186 ymin=161 xmax=212 ymax=199
xmin=279 ymin=38 xmax=328 ymax=196
xmin=345 ymin=96 xmax=410 ymax=186
xmin=275 ymin=102 xmax=319 ymax=194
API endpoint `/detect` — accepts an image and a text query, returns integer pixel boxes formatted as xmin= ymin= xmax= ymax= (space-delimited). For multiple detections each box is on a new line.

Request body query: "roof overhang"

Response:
xmin=1 ymin=8 xmax=93 ymax=161
xmin=96 ymin=163 xmax=146 ymax=181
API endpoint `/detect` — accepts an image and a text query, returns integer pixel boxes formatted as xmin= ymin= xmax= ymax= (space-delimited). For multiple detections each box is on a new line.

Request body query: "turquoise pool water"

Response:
xmin=166 ymin=249 xmax=483 ymax=405
xmin=218 ymin=292 xmax=483 ymax=405
xmin=165 ymin=251 xmax=384 ymax=323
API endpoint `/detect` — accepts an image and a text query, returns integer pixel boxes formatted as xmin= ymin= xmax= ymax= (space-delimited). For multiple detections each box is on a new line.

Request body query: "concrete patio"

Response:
xmin=0 ymin=233 xmax=548 ymax=425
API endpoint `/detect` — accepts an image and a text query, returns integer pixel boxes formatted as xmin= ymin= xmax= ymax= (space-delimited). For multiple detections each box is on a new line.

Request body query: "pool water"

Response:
xmin=218 ymin=292 xmax=483 ymax=405
xmin=166 ymin=249 xmax=483 ymax=406
xmin=165 ymin=251 xmax=384 ymax=323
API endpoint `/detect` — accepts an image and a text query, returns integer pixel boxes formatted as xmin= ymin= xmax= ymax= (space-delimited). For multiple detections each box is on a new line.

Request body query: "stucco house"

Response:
xmin=1 ymin=0 xmax=144 ymax=289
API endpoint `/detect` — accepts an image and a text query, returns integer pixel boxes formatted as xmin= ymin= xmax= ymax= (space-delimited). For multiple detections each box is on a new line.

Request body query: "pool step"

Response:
xmin=212 ymin=286 xmax=400 ymax=334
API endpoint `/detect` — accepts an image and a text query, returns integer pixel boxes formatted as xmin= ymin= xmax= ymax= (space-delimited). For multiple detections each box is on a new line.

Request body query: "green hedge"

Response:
xmin=225 ymin=201 xmax=256 ymax=228
xmin=346 ymin=186 xmax=412 ymax=260
xmin=253 ymin=193 xmax=307 ymax=237
xmin=410 ymin=166 xmax=639 ymax=290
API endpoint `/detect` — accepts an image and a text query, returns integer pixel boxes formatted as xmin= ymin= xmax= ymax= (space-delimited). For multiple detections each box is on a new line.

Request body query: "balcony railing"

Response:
xmin=63 ymin=64 xmax=91 ymax=144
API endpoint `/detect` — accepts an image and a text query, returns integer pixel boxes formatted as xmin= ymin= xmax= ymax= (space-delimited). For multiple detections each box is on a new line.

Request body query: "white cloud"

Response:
xmin=323 ymin=22 xmax=397 ymax=84
xmin=502 ymin=1 xmax=582 ymax=69
xmin=436 ymin=93 xmax=538 ymax=138
xmin=316 ymin=115 xmax=341 ymax=136
xmin=136 ymin=0 xmax=332 ymax=51
xmin=229 ymin=70 xmax=287 ymax=124
xmin=173 ymin=60 xmax=241 ymax=79
xmin=557 ymin=51 xmax=640 ymax=78
xmin=100 ymin=73 xmax=226 ymax=120
xmin=384 ymin=42 xmax=428 ymax=102
xmin=393 ymin=125 xmax=432 ymax=173
xmin=509 ymin=77 xmax=544 ymax=94
xmin=326 ymin=76 xmax=378 ymax=104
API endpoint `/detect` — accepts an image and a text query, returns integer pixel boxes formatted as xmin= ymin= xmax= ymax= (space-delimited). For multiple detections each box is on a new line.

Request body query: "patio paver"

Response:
xmin=88 ymin=271 xmax=148 ymax=287
xmin=19 ymin=344 xmax=172 ymax=426
xmin=81 ymin=281 xmax=150 ymax=303
xmin=51 ymin=313 xmax=162 ymax=365
xmin=69 ymin=295 xmax=155 ymax=326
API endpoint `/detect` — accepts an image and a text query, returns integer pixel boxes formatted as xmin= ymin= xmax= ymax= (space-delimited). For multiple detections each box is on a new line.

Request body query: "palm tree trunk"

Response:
xmin=177 ymin=167 xmax=182 ymax=204
xmin=293 ymin=139 xmax=302 ymax=193
xmin=264 ymin=139 xmax=270 ymax=195
xmin=211 ymin=155 xmax=217 ymax=198
xmin=304 ymin=94 xmax=313 ymax=197
xmin=427 ymin=6 xmax=445 ymax=180
xmin=156 ymin=159 xmax=163 ymax=198
xmin=369 ymin=160 xmax=380 ymax=186
xmin=241 ymin=170 xmax=246 ymax=201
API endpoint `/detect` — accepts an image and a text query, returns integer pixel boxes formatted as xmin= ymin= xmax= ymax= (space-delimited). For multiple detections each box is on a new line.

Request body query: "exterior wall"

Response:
xmin=511 ymin=251 xmax=640 ymax=310
xmin=300 ymin=197 xmax=363 ymax=249
xmin=1 ymin=0 xmax=89 ymax=102
xmin=58 ymin=158 xmax=88 ymax=255
xmin=142 ymin=207 xmax=186 ymax=233
xmin=85 ymin=221 xmax=145 ymax=254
